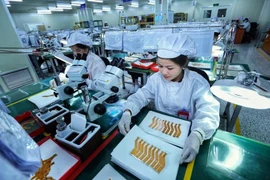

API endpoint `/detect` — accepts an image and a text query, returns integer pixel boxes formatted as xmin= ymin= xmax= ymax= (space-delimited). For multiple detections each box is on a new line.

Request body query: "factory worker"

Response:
xmin=118 ymin=34 xmax=220 ymax=164
xmin=241 ymin=18 xmax=251 ymax=33
xmin=44 ymin=33 xmax=61 ymax=49
xmin=50 ymin=32 xmax=106 ymax=90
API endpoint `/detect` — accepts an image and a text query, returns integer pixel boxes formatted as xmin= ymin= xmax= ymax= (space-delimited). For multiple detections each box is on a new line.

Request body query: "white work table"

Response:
xmin=211 ymin=79 xmax=270 ymax=132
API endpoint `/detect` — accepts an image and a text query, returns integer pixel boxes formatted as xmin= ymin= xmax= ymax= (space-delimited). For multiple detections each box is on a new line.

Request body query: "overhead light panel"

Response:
xmin=37 ymin=10 xmax=52 ymax=14
xmin=71 ymin=3 xmax=81 ymax=6
xmin=102 ymin=5 xmax=110 ymax=11
xmin=148 ymin=0 xmax=155 ymax=5
xmin=57 ymin=3 xmax=72 ymax=9
xmin=88 ymin=0 xmax=103 ymax=3
xmin=93 ymin=9 xmax=102 ymax=13
xmin=48 ymin=7 xmax=64 ymax=11
xmin=115 ymin=5 xmax=124 ymax=10
xmin=6 ymin=4 xmax=11 ymax=7
xmin=8 ymin=0 xmax=23 ymax=2
xmin=129 ymin=2 xmax=139 ymax=7
xmin=71 ymin=0 xmax=85 ymax=6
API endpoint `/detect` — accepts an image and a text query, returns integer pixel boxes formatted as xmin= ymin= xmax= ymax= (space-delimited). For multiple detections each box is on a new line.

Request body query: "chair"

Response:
xmin=100 ymin=56 xmax=110 ymax=66
xmin=187 ymin=66 xmax=210 ymax=84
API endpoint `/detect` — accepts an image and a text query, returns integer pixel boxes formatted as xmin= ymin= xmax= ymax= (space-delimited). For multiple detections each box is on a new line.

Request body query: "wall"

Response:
xmin=11 ymin=13 xmax=79 ymax=31
xmin=257 ymin=0 xmax=270 ymax=32
xmin=93 ymin=4 xmax=156 ymax=26
xmin=9 ymin=0 xmax=266 ymax=29
xmin=92 ymin=0 xmax=264 ymax=26
xmin=231 ymin=0 xmax=265 ymax=22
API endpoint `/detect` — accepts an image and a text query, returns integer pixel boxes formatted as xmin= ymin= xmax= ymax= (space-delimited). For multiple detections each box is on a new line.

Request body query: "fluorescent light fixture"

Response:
xmin=129 ymin=2 xmax=139 ymax=7
xmin=57 ymin=3 xmax=72 ymax=9
xmin=6 ymin=4 xmax=11 ymax=7
xmin=71 ymin=0 xmax=85 ymax=4
xmin=115 ymin=5 xmax=124 ymax=10
xmin=93 ymin=9 xmax=102 ymax=13
xmin=148 ymin=0 xmax=155 ymax=5
xmin=49 ymin=8 xmax=64 ymax=11
xmin=8 ymin=0 xmax=23 ymax=2
xmin=102 ymin=5 xmax=110 ymax=11
xmin=37 ymin=10 xmax=52 ymax=14
xmin=71 ymin=3 xmax=81 ymax=6
xmin=88 ymin=0 xmax=103 ymax=3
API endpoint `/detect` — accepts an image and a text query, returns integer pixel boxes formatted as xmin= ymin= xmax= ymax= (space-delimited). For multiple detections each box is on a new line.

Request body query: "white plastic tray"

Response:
xmin=139 ymin=111 xmax=191 ymax=148
xmin=111 ymin=125 xmax=182 ymax=180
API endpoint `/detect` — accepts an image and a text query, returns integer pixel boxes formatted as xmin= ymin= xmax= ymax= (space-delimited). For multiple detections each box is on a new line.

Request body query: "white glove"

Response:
xmin=179 ymin=131 xmax=203 ymax=164
xmin=118 ymin=111 xmax=132 ymax=135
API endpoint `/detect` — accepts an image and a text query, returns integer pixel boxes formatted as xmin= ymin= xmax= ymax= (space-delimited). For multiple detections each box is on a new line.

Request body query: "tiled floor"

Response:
xmin=227 ymin=42 xmax=270 ymax=144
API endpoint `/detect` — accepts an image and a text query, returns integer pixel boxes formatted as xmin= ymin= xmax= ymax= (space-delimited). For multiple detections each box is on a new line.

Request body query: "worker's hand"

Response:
xmin=179 ymin=131 xmax=202 ymax=164
xmin=118 ymin=111 xmax=132 ymax=135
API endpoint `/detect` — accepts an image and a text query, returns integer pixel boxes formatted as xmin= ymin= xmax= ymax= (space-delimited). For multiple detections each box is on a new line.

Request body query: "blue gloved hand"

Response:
xmin=118 ymin=110 xmax=132 ymax=135
xmin=179 ymin=131 xmax=203 ymax=164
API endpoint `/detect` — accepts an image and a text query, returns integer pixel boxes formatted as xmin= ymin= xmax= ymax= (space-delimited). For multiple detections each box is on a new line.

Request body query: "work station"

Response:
xmin=0 ymin=0 xmax=270 ymax=179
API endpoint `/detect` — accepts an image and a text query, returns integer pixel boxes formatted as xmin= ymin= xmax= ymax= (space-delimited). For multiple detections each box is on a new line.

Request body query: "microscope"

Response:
xmin=237 ymin=71 xmax=270 ymax=97
xmin=87 ymin=65 xmax=124 ymax=122
xmin=54 ymin=53 xmax=124 ymax=122
xmin=54 ymin=53 xmax=90 ymax=105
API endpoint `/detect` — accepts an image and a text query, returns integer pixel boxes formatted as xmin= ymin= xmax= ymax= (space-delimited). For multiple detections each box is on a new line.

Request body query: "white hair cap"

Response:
xmin=157 ymin=34 xmax=196 ymax=58
xmin=67 ymin=32 xmax=92 ymax=47
xmin=47 ymin=33 xmax=53 ymax=37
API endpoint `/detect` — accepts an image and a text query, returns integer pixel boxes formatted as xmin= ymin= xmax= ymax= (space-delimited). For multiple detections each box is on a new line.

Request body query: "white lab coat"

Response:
xmin=242 ymin=21 xmax=251 ymax=32
xmin=58 ymin=52 xmax=106 ymax=90
xmin=125 ymin=69 xmax=220 ymax=140
xmin=85 ymin=52 xmax=106 ymax=90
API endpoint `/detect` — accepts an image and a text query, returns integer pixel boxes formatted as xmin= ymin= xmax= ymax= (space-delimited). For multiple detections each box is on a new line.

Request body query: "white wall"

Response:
xmin=93 ymin=4 xmax=156 ymax=26
xmin=231 ymin=0 xmax=265 ymax=22
xmin=11 ymin=13 xmax=79 ymax=31
xmin=258 ymin=0 xmax=270 ymax=31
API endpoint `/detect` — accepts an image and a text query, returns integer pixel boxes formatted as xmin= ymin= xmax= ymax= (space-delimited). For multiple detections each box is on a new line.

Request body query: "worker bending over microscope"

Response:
xmin=51 ymin=32 xmax=124 ymax=122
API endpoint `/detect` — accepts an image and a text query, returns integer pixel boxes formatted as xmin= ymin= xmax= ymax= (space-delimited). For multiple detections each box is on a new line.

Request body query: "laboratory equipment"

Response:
xmin=237 ymin=71 xmax=270 ymax=97
xmin=87 ymin=65 xmax=124 ymax=122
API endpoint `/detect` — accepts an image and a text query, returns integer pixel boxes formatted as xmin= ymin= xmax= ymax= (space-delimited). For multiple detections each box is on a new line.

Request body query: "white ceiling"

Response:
xmin=6 ymin=0 xmax=155 ymax=13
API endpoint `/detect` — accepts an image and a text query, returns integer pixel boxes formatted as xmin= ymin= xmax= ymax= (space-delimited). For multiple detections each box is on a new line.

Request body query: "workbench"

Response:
xmin=72 ymin=107 xmax=270 ymax=180
xmin=2 ymin=79 xmax=269 ymax=180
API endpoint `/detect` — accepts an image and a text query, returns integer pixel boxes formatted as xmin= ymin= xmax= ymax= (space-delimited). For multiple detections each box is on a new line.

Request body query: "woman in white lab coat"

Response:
xmin=118 ymin=34 xmax=220 ymax=164
xmin=51 ymin=32 xmax=106 ymax=90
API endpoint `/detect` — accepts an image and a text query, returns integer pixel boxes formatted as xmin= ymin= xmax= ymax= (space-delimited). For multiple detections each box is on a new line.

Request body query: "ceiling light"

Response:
xmin=115 ymin=5 xmax=124 ymax=10
xmin=93 ymin=9 xmax=102 ymax=13
xmin=37 ymin=10 xmax=52 ymax=14
xmin=148 ymin=0 xmax=155 ymax=5
xmin=71 ymin=0 xmax=85 ymax=4
xmin=129 ymin=2 xmax=139 ymax=7
xmin=102 ymin=5 xmax=110 ymax=11
xmin=6 ymin=4 xmax=11 ymax=7
xmin=57 ymin=3 xmax=72 ymax=9
xmin=48 ymin=7 xmax=64 ymax=11
xmin=8 ymin=0 xmax=23 ymax=2
xmin=88 ymin=0 xmax=103 ymax=3
xmin=71 ymin=3 xmax=81 ymax=6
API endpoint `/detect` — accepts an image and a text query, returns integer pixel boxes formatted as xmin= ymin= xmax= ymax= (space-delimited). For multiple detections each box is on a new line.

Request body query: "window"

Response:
xmin=217 ymin=9 xmax=227 ymax=18
xmin=203 ymin=10 xmax=212 ymax=18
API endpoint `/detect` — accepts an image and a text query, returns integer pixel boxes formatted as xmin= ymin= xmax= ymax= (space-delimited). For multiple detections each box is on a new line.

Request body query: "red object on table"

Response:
xmin=15 ymin=111 xmax=45 ymax=138
xmin=150 ymin=64 xmax=159 ymax=72
xmin=132 ymin=60 xmax=155 ymax=69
